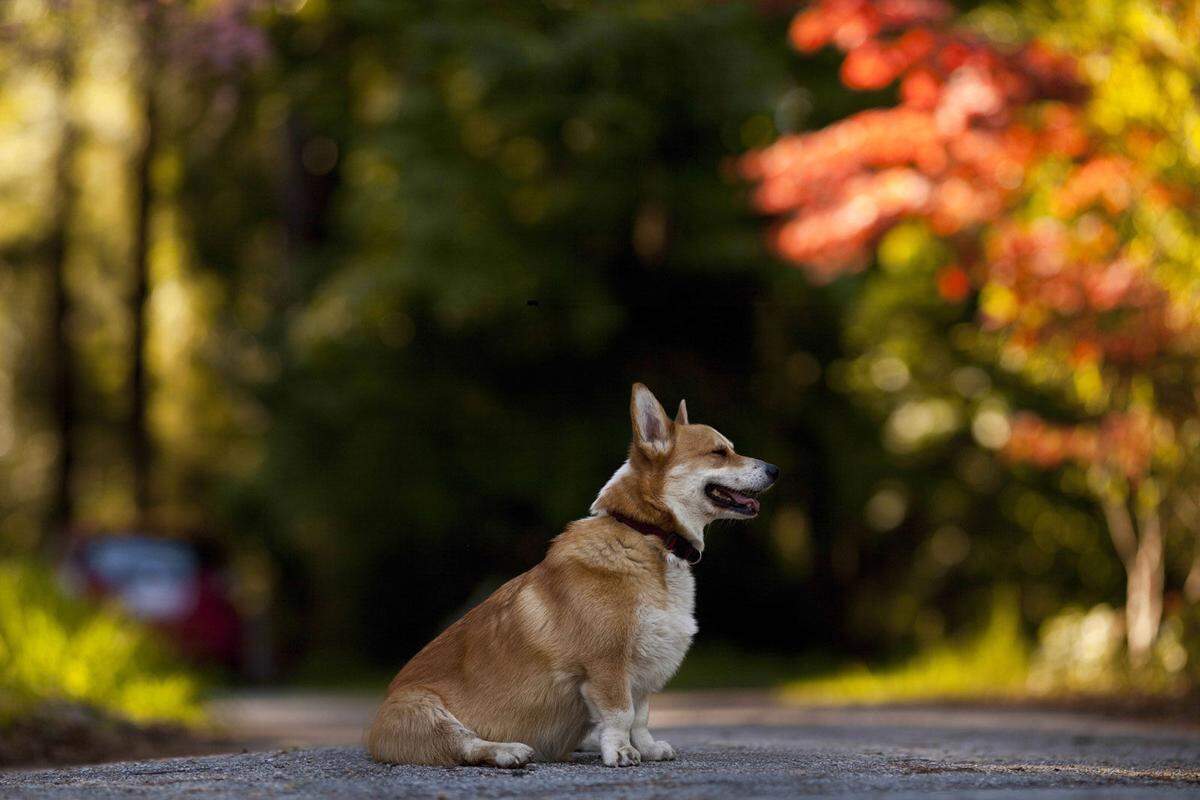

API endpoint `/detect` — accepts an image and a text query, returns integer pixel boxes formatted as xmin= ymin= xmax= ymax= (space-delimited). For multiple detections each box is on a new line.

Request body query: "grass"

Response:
xmin=0 ymin=560 xmax=202 ymax=725
xmin=782 ymin=593 xmax=1029 ymax=703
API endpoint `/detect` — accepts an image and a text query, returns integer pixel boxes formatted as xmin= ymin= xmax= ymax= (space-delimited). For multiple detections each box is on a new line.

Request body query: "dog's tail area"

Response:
xmin=366 ymin=686 xmax=535 ymax=768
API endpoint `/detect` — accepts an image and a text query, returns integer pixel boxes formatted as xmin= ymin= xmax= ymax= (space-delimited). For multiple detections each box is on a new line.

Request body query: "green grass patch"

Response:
xmin=783 ymin=593 xmax=1029 ymax=703
xmin=0 ymin=560 xmax=202 ymax=724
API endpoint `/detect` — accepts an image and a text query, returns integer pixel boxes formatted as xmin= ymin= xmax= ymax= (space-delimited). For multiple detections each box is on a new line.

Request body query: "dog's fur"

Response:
xmin=366 ymin=384 xmax=777 ymax=767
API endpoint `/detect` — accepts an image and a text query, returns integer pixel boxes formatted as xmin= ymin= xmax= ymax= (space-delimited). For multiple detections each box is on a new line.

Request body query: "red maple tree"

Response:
xmin=744 ymin=0 xmax=1200 ymax=665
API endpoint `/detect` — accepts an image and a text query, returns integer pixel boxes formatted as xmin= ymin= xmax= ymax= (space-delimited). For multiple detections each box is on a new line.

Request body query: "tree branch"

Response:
xmin=1101 ymin=495 xmax=1139 ymax=570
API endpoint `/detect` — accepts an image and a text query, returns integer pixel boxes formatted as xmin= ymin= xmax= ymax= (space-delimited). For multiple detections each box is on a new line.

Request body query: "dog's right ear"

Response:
xmin=631 ymin=383 xmax=672 ymax=455
xmin=675 ymin=399 xmax=689 ymax=426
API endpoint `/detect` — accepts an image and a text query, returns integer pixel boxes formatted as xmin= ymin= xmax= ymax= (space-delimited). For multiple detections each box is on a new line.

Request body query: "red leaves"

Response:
xmin=841 ymin=41 xmax=901 ymax=89
xmin=789 ymin=0 xmax=952 ymax=53
xmin=840 ymin=28 xmax=936 ymax=89
xmin=773 ymin=168 xmax=933 ymax=279
xmin=1054 ymin=155 xmax=1137 ymax=216
xmin=747 ymin=1 xmax=1200 ymax=480
xmin=980 ymin=220 xmax=1179 ymax=365
xmin=901 ymin=66 xmax=941 ymax=108
xmin=1005 ymin=411 xmax=1161 ymax=480
xmin=936 ymin=265 xmax=970 ymax=302
xmin=744 ymin=1 xmax=1189 ymax=364
xmin=745 ymin=0 xmax=1088 ymax=281
xmin=742 ymin=108 xmax=941 ymax=214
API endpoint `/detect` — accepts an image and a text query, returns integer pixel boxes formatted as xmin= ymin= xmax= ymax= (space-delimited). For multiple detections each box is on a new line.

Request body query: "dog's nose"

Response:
xmin=762 ymin=461 xmax=780 ymax=482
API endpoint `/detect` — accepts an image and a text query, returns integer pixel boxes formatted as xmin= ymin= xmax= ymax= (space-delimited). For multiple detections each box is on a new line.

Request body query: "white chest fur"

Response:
xmin=629 ymin=557 xmax=697 ymax=698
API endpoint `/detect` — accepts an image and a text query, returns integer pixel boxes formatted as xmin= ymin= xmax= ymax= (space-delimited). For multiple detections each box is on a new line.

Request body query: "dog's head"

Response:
xmin=592 ymin=383 xmax=779 ymax=551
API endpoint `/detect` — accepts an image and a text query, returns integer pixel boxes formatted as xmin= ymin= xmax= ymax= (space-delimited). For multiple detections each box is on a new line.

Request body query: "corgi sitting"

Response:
xmin=367 ymin=383 xmax=778 ymax=767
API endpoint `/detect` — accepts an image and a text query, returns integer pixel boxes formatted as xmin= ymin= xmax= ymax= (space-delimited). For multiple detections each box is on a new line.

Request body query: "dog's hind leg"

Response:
xmin=367 ymin=687 xmax=534 ymax=767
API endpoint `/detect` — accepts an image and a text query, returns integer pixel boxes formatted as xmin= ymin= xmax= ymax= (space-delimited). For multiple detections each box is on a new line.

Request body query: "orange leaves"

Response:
xmin=981 ymin=222 xmax=1176 ymax=366
xmin=901 ymin=66 xmax=941 ymax=108
xmin=1039 ymin=104 xmax=1090 ymax=158
xmin=1054 ymin=156 xmax=1137 ymax=216
xmin=742 ymin=108 xmax=940 ymax=214
xmin=936 ymin=264 xmax=970 ymax=301
xmin=789 ymin=0 xmax=951 ymax=54
xmin=774 ymin=168 xmax=933 ymax=279
xmin=744 ymin=0 xmax=1086 ymax=280
xmin=840 ymin=28 xmax=936 ymax=89
xmin=748 ymin=0 xmax=1198 ymax=385
xmin=841 ymin=41 xmax=901 ymax=89
xmin=1004 ymin=411 xmax=1163 ymax=480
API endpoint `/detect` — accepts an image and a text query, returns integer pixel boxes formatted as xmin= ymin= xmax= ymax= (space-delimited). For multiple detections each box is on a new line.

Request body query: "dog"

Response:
xmin=366 ymin=383 xmax=778 ymax=767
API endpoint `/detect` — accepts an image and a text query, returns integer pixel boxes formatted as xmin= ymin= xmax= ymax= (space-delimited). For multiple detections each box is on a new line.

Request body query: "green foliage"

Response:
xmin=215 ymin=0 xmax=815 ymax=663
xmin=0 ymin=561 xmax=201 ymax=724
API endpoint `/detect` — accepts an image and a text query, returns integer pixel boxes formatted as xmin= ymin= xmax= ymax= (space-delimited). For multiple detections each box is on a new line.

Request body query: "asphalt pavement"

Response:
xmin=2 ymin=694 xmax=1198 ymax=798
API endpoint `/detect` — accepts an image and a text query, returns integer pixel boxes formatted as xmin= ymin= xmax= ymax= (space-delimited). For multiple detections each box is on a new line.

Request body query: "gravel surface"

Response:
xmin=3 ymin=703 xmax=1199 ymax=798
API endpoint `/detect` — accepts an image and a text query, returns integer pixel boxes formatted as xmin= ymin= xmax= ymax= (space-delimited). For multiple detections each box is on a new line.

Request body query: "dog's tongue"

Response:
xmin=729 ymin=491 xmax=760 ymax=513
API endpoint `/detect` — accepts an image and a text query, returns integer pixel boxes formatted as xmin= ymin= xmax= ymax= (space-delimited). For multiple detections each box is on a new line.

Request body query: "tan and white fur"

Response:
xmin=367 ymin=383 xmax=778 ymax=768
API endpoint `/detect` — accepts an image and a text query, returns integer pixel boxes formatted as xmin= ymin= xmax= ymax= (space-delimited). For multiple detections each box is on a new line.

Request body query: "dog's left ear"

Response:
xmin=675 ymin=399 xmax=689 ymax=426
xmin=631 ymin=383 xmax=673 ymax=454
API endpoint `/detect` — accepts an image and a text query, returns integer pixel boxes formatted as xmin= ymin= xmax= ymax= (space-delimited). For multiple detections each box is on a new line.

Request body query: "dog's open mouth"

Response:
xmin=705 ymin=483 xmax=761 ymax=516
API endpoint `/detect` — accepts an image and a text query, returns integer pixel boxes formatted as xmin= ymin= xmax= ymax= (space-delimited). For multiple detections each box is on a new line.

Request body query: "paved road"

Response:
xmin=3 ymin=695 xmax=1199 ymax=798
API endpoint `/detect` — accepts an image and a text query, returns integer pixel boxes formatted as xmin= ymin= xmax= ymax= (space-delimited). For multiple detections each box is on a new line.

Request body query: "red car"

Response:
xmin=60 ymin=533 xmax=243 ymax=669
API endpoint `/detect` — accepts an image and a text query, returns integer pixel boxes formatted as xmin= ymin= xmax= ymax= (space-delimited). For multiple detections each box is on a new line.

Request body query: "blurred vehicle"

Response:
xmin=59 ymin=532 xmax=243 ymax=670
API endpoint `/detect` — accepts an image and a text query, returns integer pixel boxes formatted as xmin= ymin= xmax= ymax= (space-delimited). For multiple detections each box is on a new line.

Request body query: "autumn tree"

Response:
xmin=744 ymin=0 xmax=1200 ymax=666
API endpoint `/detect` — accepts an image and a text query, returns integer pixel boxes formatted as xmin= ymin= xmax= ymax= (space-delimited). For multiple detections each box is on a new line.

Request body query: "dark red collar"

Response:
xmin=608 ymin=512 xmax=702 ymax=565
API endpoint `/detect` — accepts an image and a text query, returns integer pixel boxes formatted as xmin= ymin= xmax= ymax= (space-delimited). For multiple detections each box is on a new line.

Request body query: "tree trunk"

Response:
xmin=1100 ymin=495 xmax=1165 ymax=667
xmin=1185 ymin=535 xmax=1200 ymax=604
xmin=129 ymin=8 xmax=159 ymax=521
xmin=1170 ymin=493 xmax=1200 ymax=603
xmin=45 ymin=35 xmax=80 ymax=553
xmin=1125 ymin=505 xmax=1164 ymax=666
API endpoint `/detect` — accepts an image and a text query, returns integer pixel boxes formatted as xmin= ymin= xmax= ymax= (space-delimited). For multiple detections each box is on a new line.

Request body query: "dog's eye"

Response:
xmin=711 ymin=448 xmax=729 ymax=458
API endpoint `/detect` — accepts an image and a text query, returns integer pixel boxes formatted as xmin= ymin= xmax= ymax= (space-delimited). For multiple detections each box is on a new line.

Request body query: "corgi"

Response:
xmin=366 ymin=383 xmax=778 ymax=768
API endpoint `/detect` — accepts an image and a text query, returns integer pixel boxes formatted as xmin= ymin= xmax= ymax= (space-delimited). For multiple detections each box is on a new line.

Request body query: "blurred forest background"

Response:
xmin=0 ymin=0 xmax=1198 ymax=730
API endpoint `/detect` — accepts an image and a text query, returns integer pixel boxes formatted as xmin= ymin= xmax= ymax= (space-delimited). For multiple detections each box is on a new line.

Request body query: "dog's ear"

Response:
xmin=675 ymin=399 xmax=689 ymax=426
xmin=631 ymin=383 xmax=672 ymax=454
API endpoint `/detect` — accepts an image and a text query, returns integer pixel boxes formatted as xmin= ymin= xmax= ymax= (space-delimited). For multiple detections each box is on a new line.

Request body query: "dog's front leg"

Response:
xmin=630 ymin=696 xmax=675 ymax=761
xmin=581 ymin=670 xmax=639 ymax=767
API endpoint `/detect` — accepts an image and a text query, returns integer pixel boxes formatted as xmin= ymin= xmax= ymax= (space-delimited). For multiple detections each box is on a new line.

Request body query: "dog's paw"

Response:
xmin=602 ymin=743 xmax=641 ymax=767
xmin=481 ymin=742 xmax=535 ymax=768
xmin=638 ymin=740 xmax=676 ymax=761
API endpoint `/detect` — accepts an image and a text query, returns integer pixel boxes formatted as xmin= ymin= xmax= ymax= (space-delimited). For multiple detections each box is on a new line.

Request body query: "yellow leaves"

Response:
xmin=1072 ymin=360 xmax=1105 ymax=410
xmin=1089 ymin=48 xmax=1159 ymax=135
xmin=0 ymin=561 xmax=201 ymax=724
xmin=980 ymin=283 xmax=1018 ymax=324
xmin=878 ymin=221 xmax=941 ymax=275
xmin=1123 ymin=0 xmax=1198 ymax=69
xmin=1130 ymin=373 xmax=1155 ymax=408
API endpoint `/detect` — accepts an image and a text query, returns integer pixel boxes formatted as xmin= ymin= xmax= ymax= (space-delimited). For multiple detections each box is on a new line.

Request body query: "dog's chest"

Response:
xmin=630 ymin=559 xmax=697 ymax=696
